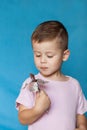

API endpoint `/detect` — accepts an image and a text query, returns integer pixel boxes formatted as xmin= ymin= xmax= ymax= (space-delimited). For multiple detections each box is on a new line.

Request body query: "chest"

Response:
xmin=43 ymin=83 xmax=78 ymax=114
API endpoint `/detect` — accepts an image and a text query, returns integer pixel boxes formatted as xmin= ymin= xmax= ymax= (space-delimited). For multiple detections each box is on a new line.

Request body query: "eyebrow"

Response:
xmin=33 ymin=51 xmax=41 ymax=53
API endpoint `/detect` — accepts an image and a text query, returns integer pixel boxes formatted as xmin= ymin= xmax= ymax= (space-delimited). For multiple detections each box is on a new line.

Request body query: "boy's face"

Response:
xmin=32 ymin=39 xmax=68 ymax=79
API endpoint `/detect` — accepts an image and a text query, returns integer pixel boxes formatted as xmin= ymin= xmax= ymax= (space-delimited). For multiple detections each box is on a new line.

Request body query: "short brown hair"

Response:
xmin=31 ymin=20 xmax=68 ymax=50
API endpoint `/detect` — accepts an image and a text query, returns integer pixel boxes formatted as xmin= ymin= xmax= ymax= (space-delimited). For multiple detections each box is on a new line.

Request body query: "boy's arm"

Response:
xmin=75 ymin=114 xmax=87 ymax=130
xmin=18 ymin=90 xmax=51 ymax=125
xmin=18 ymin=104 xmax=43 ymax=125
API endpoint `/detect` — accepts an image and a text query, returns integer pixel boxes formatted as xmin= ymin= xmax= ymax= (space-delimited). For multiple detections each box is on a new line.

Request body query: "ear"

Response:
xmin=62 ymin=49 xmax=70 ymax=61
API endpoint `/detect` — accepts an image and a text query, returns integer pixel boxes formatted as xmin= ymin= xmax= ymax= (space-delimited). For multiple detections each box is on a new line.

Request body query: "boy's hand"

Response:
xmin=34 ymin=90 xmax=51 ymax=114
xmin=18 ymin=90 xmax=51 ymax=125
xmin=75 ymin=114 xmax=87 ymax=130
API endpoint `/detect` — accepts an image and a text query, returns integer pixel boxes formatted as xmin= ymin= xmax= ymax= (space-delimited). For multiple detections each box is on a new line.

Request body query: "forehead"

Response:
xmin=32 ymin=38 xmax=62 ymax=51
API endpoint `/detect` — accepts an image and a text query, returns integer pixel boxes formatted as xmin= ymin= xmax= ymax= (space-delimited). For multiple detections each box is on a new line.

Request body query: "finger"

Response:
xmin=36 ymin=91 xmax=40 ymax=97
xmin=39 ymin=90 xmax=44 ymax=95
xmin=40 ymin=90 xmax=47 ymax=94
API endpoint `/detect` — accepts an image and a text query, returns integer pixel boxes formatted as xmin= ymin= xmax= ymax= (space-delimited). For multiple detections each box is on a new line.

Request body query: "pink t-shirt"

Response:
xmin=16 ymin=73 xmax=87 ymax=130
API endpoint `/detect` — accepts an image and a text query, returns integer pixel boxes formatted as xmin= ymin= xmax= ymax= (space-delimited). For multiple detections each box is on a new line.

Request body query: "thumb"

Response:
xmin=36 ymin=91 xmax=40 ymax=98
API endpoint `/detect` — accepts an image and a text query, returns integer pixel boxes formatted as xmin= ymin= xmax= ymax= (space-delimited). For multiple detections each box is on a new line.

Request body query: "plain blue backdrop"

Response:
xmin=0 ymin=0 xmax=87 ymax=129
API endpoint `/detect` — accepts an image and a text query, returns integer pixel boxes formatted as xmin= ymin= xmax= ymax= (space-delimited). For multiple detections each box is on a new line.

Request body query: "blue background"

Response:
xmin=0 ymin=0 xmax=87 ymax=129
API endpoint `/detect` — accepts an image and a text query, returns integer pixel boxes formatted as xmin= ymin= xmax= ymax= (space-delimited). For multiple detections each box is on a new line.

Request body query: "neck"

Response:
xmin=40 ymin=71 xmax=68 ymax=81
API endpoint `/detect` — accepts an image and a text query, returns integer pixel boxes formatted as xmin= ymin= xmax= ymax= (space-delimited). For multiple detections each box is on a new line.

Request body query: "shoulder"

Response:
xmin=68 ymin=76 xmax=82 ymax=91
xmin=69 ymin=76 xmax=80 ymax=85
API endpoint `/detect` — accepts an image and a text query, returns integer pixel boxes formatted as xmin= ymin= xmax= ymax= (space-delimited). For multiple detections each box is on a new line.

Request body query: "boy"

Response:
xmin=16 ymin=20 xmax=87 ymax=130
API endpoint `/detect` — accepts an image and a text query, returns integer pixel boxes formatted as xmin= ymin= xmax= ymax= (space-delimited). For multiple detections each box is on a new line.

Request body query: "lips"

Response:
xmin=40 ymin=67 xmax=48 ymax=70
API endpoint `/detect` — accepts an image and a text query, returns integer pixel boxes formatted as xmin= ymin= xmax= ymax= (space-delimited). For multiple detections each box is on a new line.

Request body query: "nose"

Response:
xmin=40 ymin=55 xmax=46 ymax=63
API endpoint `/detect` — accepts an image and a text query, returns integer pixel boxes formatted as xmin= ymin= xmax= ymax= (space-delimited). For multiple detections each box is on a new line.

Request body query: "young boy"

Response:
xmin=16 ymin=20 xmax=87 ymax=130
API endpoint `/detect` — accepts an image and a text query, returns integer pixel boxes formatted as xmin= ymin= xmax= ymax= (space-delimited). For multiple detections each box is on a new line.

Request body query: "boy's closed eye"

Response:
xmin=35 ymin=54 xmax=41 ymax=57
xmin=47 ymin=55 xmax=53 ymax=58
xmin=34 ymin=52 xmax=41 ymax=57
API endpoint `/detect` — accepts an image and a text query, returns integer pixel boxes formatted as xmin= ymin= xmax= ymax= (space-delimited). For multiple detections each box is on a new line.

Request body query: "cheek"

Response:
xmin=50 ymin=57 xmax=63 ymax=66
xmin=34 ymin=57 xmax=40 ymax=66
xmin=53 ymin=56 xmax=62 ymax=62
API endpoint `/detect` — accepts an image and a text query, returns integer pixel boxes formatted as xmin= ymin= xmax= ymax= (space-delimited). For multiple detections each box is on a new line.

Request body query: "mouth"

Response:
xmin=40 ymin=67 xmax=48 ymax=70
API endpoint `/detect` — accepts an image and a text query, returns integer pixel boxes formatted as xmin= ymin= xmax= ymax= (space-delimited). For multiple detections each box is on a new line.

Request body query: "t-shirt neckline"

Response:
xmin=37 ymin=73 xmax=72 ymax=84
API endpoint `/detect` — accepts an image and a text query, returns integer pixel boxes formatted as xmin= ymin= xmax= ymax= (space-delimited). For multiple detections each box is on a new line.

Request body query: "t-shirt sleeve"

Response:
xmin=77 ymin=85 xmax=87 ymax=114
xmin=16 ymin=79 xmax=34 ymax=110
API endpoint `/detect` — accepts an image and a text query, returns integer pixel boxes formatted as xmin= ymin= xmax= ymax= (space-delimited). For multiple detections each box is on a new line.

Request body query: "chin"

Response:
xmin=40 ymin=72 xmax=53 ymax=78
